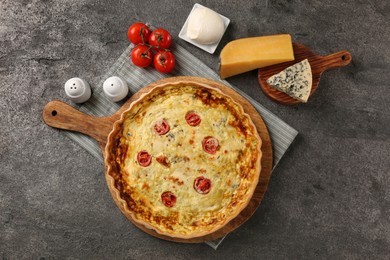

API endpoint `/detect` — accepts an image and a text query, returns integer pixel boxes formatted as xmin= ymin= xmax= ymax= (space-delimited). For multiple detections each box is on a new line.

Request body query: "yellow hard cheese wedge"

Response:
xmin=219 ymin=34 xmax=295 ymax=79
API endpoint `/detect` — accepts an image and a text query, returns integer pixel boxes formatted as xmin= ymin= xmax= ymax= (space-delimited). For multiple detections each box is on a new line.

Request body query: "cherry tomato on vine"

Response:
xmin=127 ymin=23 xmax=151 ymax=45
xmin=148 ymin=28 xmax=172 ymax=49
xmin=131 ymin=45 xmax=153 ymax=67
xmin=154 ymin=51 xmax=175 ymax=73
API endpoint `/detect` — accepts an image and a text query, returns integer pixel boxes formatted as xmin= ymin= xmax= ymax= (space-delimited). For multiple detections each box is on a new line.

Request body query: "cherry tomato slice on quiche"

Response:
xmin=194 ymin=177 xmax=212 ymax=194
xmin=131 ymin=45 xmax=153 ymax=68
xmin=161 ymin=191 xmax=176 ymax=207
xmin=148 ymin=28 xmax=172 ymax=49
xmin=127 ymin=22 xmax=151 ymax=45
xmin=137 ymin=150 xmax=152 ymax=167
xmin=154 ymin=119 xmax=170 ymax=135
xmin=185 ymin=111 xmax=201 ymax=126
xmin=202 ymin=136 xmax=219 ymax=154
xmin=154 ymin=51 xmax=175 ymax=74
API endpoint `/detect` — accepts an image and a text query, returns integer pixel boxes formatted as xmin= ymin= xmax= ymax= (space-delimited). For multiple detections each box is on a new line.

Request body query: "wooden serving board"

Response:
xmin=42 ymin=76 xmax=273 ymax=243
xmin=258 ymin=43 xmax=352 ymax=105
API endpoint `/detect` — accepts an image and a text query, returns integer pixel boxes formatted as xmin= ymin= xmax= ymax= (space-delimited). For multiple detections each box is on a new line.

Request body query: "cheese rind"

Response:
xmin=266 ymin=59 xmax=312 ymax=103
xmin=219 ymin=34 xmax=294 ymax=79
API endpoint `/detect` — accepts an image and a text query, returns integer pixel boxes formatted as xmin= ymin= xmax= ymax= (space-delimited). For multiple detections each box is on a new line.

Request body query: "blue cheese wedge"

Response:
xmin=266 ymin=59 xmax=312 ymax=103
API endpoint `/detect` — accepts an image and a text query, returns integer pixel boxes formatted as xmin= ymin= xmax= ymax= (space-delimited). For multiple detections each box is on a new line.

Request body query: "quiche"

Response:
xmin=105 ymin=81 xmax=262 ymax=239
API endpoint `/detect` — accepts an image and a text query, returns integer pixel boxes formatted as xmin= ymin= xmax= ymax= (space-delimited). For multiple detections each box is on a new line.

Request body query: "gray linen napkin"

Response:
xmin=64 ymin=43 xmax=298 ymax=249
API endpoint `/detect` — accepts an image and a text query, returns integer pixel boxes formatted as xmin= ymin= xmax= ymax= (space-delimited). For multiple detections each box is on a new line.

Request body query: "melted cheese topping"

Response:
xmin=110 ymin=85 xmax=261 ymax=237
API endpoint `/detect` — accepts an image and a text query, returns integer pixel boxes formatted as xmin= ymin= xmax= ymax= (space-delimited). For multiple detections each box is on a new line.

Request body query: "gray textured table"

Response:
xmin=1 ymin=0 xmax=389 ymax=259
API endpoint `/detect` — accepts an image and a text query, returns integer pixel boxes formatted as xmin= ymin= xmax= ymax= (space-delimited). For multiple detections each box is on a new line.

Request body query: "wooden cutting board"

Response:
xmin=258 ymin=43 xmax=352 ymax=105
xmin=42 ymin=76 xmax=273 ymax=243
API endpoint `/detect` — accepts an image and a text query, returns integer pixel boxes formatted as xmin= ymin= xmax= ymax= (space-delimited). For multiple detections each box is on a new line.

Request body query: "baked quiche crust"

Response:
xmin=105 ymin=81 xmax=262 ymax=239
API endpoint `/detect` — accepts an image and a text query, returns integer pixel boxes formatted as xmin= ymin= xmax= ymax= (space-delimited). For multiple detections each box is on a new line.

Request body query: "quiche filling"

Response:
xmin=108 ymin=84 xmax=261 ymax=237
